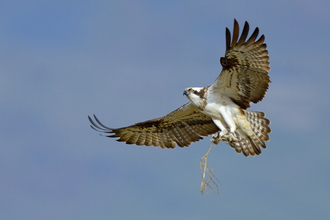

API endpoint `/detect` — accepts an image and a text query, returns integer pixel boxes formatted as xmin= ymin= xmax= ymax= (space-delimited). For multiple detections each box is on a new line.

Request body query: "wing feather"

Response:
xmin=136 ymin=132 xmax=146 ymax=146
xmin=126 ymin=132 xmax=140 ymax=144
xmin=152 ymin=133 xmax=160 ymax=147
xmin=238 ymin=21 xmax=249 ymax=43
xmin=225 ymin=28 xmax=231 ymax=51
xmin=159 ymin=132 xmax=167 ymax=149
xmin=246 ymin=27 xmax=259 ymax=45
xmin=211 ymin=19 xmax=270 ymax=109
xmin=144 ymin=132 xmax=153 ymax=146
xmin=171 ymin=127 xmax=188 ymax=147
xmin=231 ymin=20 xmax=239 ymax=47
xmin=88 ymin=102 xmax=219 ymax=148
xmin=117 ymin=132 xmax=132 ymax=142
xmin=175 ymin=126 xmax=192 ymax=146
xmin=167 ymin=130 xmax=182 ymax=147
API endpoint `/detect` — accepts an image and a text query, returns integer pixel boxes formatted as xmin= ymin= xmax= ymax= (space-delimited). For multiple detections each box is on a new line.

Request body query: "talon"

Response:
xmin=211 ymin=133 xmax=220 ymax=144
xmin=211 ymin=131 xmax=230 ymax=144
xmin=227 ymin=132 xmax=238 ymax=142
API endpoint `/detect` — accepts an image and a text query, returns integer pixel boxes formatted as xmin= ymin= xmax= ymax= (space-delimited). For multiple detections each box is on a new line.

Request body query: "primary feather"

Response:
xmin=89 ymin=19 xmax=271 ymax=157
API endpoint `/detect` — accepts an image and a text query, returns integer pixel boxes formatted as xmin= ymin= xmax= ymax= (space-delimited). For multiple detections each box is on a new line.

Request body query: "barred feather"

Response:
xmin=228 ymin=110 xmax=271 ymax=157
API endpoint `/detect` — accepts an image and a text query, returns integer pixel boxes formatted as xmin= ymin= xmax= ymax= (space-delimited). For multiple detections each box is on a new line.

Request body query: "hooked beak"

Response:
xmin=183 ymin=90 xmax=189 ymax=96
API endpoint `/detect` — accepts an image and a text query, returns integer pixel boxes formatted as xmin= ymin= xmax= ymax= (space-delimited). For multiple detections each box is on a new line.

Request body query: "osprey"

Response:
xmin=89 ymin=19 xmax=271 ymax=157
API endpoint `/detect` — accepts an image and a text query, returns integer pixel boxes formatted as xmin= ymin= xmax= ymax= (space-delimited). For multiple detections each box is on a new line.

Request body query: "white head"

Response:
xmin=183 ymin=87 xmax=207 ymax=108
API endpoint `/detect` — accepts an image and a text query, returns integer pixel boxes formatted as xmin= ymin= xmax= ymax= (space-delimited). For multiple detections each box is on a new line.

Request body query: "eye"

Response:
xmin=189 ymin=88 xmax=194 ymax=92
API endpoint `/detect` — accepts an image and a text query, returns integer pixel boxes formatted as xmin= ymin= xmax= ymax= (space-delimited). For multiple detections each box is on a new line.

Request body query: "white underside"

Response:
xmin=189 ymin=88 xmax=253 ymax=141
xmin=185 ymin=87 xmax=255 ymax=141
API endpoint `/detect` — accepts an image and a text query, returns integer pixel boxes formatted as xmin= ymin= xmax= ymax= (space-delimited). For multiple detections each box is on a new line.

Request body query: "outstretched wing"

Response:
xmin=89 ymin=103 xmax=220 ymax=148
xmin=210 ymin=19 xmax=270 ymax=109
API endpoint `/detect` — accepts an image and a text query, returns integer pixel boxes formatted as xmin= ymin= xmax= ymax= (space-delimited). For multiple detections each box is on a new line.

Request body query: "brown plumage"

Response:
xmin=228 ymin=110 xmax=271 ymax=156
xmin=213 ymin=19 xmax=270 ymax=109
xmin=89 ymin=103 xmax=219 ymax=148
xmin=89 ymin=19 xmax=271 ymax=157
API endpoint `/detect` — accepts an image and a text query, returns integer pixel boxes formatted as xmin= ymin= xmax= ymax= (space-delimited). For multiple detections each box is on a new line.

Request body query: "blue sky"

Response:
xmin=1 ymin=0 xmax=330 ymax=219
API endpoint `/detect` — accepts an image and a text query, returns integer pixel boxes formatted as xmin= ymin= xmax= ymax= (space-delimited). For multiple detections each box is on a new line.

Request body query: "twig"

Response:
xmin=200 ymin=142 xmax=221 ymax=194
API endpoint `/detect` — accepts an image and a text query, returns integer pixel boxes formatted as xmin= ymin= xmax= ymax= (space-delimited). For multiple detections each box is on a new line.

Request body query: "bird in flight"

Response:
xmin=89 ymin=19 xmax=271 ymax=157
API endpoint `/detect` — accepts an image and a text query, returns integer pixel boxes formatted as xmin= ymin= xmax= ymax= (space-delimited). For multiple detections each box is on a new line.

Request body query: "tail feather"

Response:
xmin=228 ymin=110 xmax=271 ymax=157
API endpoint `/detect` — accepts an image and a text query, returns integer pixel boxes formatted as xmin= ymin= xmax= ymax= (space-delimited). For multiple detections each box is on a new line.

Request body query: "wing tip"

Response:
xmin=88 ymin=114 xmax=115 ymax=133
xmin=226 ymin=19 xmax=262 ymax=51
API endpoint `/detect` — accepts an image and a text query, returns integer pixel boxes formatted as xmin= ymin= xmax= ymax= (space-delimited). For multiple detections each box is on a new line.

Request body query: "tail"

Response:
xmin=229 ymin=110 xmax=271 ymax=157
